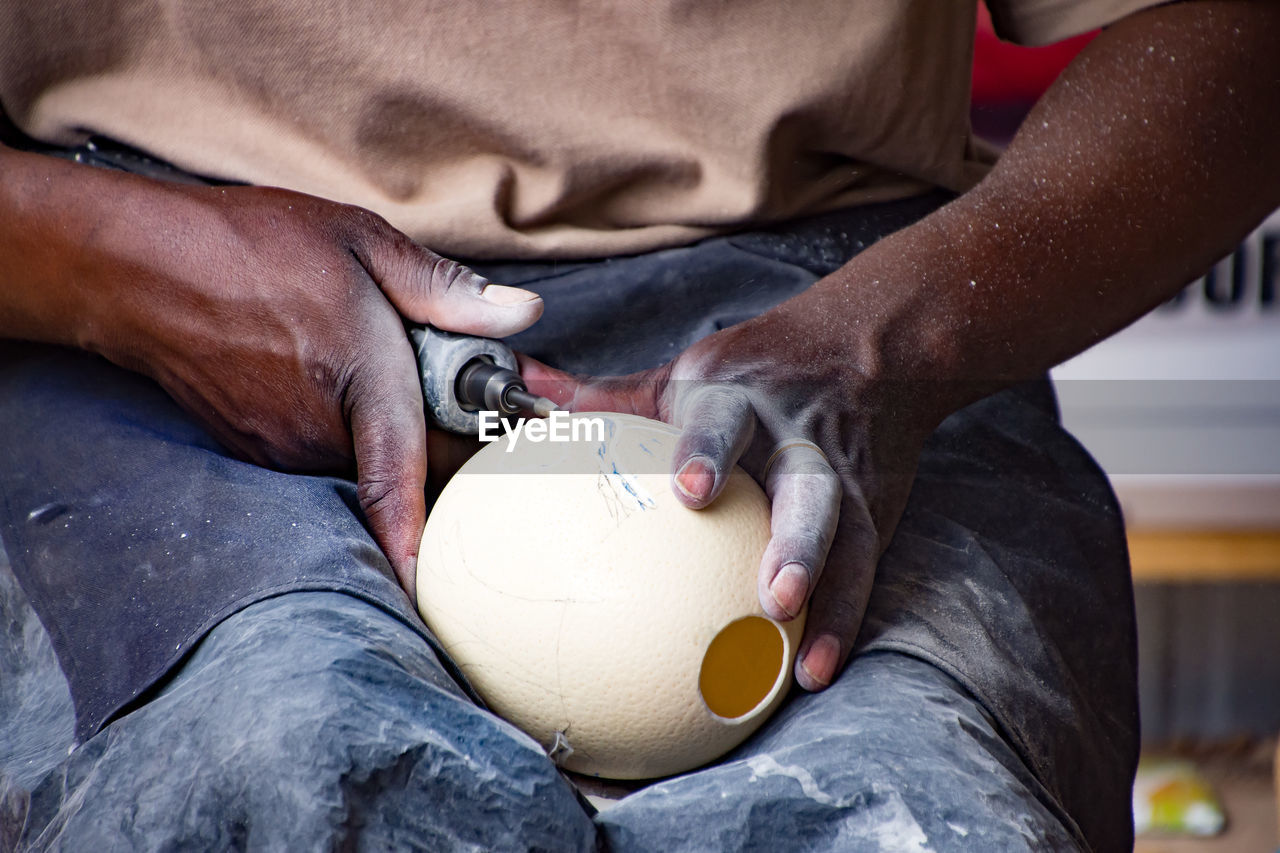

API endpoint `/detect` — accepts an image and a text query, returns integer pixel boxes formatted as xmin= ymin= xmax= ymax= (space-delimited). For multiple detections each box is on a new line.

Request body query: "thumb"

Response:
xmin=346 ymin=346 xmax=429 ymax=599
xmin=351 ymin=218 xmax=543 ymax=338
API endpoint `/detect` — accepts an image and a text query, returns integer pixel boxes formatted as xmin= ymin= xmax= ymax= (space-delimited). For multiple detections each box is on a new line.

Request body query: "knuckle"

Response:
xmin=818 ymin=469 xmax=845 ymax=505
xmin=357 ymin=472 xmax=413 ymax=518
xmin=674 ymin=383 xmax=749 ymax=426
xmin=674 ymin=390 xmax=755 ymax=465
xmin=777 ymin=528 xmax=831 ymax=562
xmin=423 ymin=254 xmax=479 ymax=298
xmin=768 ymin=458 xmax=841 ymax=512
xmin=357 ymin=476 xmax=394 ymax=510
xmin=793 ymin=457 xmax=841 ymax=488
xmin=678 ymin=427 xmax=733 ymax=466
xmin=338 ymin=352 xmax=377 ymax=416
xmin=339 ymin=203 xmax=392 ymax=237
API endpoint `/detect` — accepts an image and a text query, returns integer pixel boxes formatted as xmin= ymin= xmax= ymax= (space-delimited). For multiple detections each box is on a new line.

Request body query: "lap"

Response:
xmin=8 ymin=591 xmax=596 ymax=851
xmin=859 ymin=383 xmax=1138 ymax=851
xmin=594 ymin=381 xmax=1133 ymax=853
xmin=0 ymin=196 xmax=1137 ymax=850
xmin=489 ymin=211 xmax=1138 ymax=849
xmin=602 ymin=652 xmax=1082 ymax=852
xmin=0 ymin=587 xmax=1086 ymax=852
xmin=0 ymin=342 xmax=441 ymax=741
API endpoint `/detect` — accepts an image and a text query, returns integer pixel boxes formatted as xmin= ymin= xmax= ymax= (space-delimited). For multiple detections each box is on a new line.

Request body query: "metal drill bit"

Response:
xmin=504 ymin=387 xmax=558 ymax=417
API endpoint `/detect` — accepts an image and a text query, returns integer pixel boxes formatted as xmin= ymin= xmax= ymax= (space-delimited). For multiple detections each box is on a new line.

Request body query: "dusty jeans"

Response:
xmin=0 ymin=195 xmax=1138 ymax=851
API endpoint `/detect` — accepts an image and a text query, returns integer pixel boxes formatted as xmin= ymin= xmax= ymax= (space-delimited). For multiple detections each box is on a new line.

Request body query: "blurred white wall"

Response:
xmin=1052 ymin=210 xmax=1280 ymax=529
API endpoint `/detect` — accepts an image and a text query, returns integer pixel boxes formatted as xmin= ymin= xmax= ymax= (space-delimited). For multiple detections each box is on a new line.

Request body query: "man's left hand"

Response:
xmin=520 ymin=291 xmax=938 ymax=691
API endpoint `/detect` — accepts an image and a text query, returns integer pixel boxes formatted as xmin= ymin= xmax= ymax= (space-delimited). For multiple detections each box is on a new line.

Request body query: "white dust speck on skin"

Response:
xmin=946 ymin=821 xmax=969 ymax=837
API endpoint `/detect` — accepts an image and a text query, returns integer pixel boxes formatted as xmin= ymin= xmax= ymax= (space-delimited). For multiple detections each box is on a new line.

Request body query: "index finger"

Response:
xmin=517 ymin=353 xmax=666 ymax=419
xmin=666 ymin=383 xmax=756 ymax=507
xmin=346 ymin=340 xmax=429 ymax=598
xmin=756 ymin=441 xmax=841 ymax=624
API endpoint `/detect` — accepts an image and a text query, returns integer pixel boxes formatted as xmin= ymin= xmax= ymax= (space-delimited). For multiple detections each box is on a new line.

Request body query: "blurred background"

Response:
xmin=971 ymin=5 xmax=1280 ymax=849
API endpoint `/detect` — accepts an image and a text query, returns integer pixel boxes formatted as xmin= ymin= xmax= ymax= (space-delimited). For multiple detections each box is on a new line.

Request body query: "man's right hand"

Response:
xmin=0 ymin=147 xmax=543 ymax=595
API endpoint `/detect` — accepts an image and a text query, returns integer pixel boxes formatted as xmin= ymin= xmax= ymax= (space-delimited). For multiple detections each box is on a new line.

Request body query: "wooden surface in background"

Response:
xmin=1132 ymin=739 xmax=1278 ymax=853
xmin=1129 ymin=531 xmax=1280 ymax=582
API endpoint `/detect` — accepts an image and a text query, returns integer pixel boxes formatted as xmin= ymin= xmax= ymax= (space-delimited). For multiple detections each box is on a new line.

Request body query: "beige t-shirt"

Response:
xmin=1 ymin=0 xmax=1161 ymax=259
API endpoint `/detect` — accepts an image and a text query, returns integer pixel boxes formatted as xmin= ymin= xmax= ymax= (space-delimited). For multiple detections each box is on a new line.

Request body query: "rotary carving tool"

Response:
xmin=409 ymin=325 xmax=557 ymax=434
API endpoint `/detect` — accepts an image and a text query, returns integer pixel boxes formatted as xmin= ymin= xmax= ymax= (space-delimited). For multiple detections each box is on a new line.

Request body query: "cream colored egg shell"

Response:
xmin=417 ymin=412 xmax=804 ymax=780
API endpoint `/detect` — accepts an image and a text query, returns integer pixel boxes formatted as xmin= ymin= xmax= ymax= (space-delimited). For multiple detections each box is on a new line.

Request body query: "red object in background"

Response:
xmin=972 ymin=3 xmax=1097 ymax=106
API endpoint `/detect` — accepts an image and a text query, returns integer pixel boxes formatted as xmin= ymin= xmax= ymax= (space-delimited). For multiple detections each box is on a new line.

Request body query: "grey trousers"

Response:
xmin=0 ymin=197 xmax=1138 ymax=851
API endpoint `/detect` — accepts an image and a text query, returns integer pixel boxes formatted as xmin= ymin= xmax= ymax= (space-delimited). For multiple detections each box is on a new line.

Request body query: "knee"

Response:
xmin=69 ymin=593 xmax=596 ymax=849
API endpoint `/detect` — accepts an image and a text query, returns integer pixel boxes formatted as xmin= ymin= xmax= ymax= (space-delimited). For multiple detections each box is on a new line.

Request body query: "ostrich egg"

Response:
xmin=416 ymin=412 xmax=804 ymax=780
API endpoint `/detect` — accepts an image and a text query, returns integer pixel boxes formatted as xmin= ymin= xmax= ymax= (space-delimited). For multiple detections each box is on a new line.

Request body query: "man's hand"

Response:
xmin=520 ymin=288 xmax=942 ymax=691
xmin=0 ymin=154 xmax=543 ymax=595
xmin=522 ymin=0 xmax=1280 ymax=692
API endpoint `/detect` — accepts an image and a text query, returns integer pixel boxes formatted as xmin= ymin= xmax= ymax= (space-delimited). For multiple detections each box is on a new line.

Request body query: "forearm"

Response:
xmin=0 ymin=143 xmax=284 ymax=382
xmin=0 ymin=143 xmax=158 ymax=353
xmin=811 ymin=0 xmax=1280 ymax=420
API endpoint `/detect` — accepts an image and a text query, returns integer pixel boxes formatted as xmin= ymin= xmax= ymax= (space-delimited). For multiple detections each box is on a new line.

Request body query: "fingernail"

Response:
xmin=674 ymin=457 xmax=715 ymax=502
xmin=800 ymin=634 xmax=841 ymax=688
xmin=768 ymin=562 xmax=809 ymax=619
xmin=481 ymin=284 xmax=541 ymax=306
